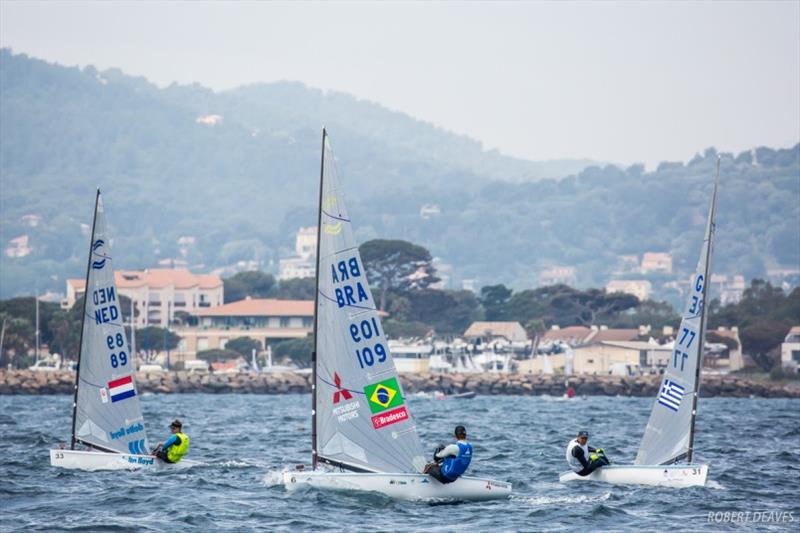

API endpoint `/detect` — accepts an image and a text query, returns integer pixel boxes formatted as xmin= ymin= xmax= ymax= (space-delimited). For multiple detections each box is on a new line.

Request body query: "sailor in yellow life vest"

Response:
xmin=152 ymin=419 xmax=190 ymax=463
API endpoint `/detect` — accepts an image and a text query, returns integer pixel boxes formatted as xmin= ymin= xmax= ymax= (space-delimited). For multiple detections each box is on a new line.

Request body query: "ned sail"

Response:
xmin=313 ymin=131 xmax=426 ymax=474
xmin=72 ymin=191 xmax=149 ymax=455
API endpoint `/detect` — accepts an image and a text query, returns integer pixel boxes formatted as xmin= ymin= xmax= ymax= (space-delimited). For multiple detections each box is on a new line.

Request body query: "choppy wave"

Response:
xmin=1 ymin=394 xmax=798 ymax=532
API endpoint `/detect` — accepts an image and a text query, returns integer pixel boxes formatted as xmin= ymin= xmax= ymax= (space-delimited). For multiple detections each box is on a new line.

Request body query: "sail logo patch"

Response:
xmin=127 ymin=439 xmax=147 ymax=454
xmin=91 ymin=239 xmax=107 ymax=269
xmin=371 ymin=406 xmax=409 ymax=429
xmin=364 ymin=377 xmax=404 ymax=414
xmin=658 ymin=379 xmax=686 ymax=412
xmin=332 ymin=372 xmax=353 ymax=404
xmin=107 ymin=375 xmax=136 ymax=403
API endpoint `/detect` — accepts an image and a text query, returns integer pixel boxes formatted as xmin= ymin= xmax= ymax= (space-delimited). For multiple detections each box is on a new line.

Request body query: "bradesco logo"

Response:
xmin=363 ymin=377 xmax=409 ymax=429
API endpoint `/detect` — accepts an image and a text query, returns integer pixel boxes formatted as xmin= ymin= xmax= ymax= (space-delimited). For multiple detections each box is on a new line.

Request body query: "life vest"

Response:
xmin=167 ymin=432 xmax=190 ymax=463
xmin=566 ymin=438 xmax=589 ymax=472
xmin=441 ymin=441 xmax=472 ymax=480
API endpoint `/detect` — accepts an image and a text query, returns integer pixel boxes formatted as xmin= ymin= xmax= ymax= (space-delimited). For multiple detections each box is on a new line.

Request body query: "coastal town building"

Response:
xmin=63 ymin=268 xmax=224 ymax=327
xmin=419 ymin=204 xmax=441 ymax=219
xmin=705 ymin=326 xmax=744 ymax=372
xmin=174 ymin=297 xmax=314 ymax=358
xmin=709 ymin=274 xmax=747 ymax=305
xmin=520 ymin=325 xmax=744 ymax=375
xmin=606 ymin=279 xmax=652 ymax=301
xmin=781 ymin=326 xmax=800 ymax=373
xmin=5 ymin=235 xmax=32 ymax=258
xmin=464 ymin=321 xmax=528 ymax=344
xmin=539 ymin=266 xmax=576 ymax=287
xmin=640 ymin=252 xmax=673 ymax=274
xmin=278 ymin=227 xmax=317 ymax=280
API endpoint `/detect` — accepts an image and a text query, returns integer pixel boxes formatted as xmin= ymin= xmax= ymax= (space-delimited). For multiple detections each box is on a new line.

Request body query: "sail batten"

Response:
xmin=313 ymin=131 xmax=426 ymax=474
xmin=635 ymin=162 xmax=719 ymax=466
xmin=71 ymin=192 xmax=150 ymax=455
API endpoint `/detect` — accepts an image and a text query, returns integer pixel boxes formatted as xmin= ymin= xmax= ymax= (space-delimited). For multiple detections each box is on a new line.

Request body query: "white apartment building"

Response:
xmin=540 ymin=266 xmax=577 ymax=287
xmin=640 ymin=252 xmax=673 ymax=274
xmin=606 ymin=279 xmax=653 ymax=301
xmin=279 ymin=227 xmax=317 ymax=280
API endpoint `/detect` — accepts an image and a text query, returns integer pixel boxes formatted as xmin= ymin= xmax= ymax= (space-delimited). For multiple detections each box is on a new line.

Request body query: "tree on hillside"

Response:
xmin=550 ymin=288 xmax=639 ymax=327
xmin=223 ymin=271 xmax=276 ymax=303
xmin=196 ymin=349 xmax=241 ymax=362
xmin=710 ymin=280 xmax=798 ymax=371
xmin=0 ymin=314 xmax=34 ymax=367
xmin=271 ymin=335 xmax=313 ymax=367
xmin=225 ymin=336 xmax=261 ymax=357
xmin=610 ymin=299 xmax=679 ymax=330
xmin=407 ymin=289 xmax=483 ymax=335
xmin=480 ymin=284 xmax=513 ymax=321
xmin=359 ymin=239 xmax=439 ymax=311
xmin=135 ymin=326 xmax=180 ymax=363
xmin=274 ymin=277 xmax=316 ymax=300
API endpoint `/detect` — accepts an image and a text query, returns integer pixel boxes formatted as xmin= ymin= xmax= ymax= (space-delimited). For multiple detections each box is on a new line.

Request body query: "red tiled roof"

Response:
xmin=68 ymin=268 xmax=223 ymax=290
xmin=194 ymin=298 xmax=313 ymax=317
xmin=542 ymin=326 xmax=591 ymax=343
xmin=589 ymin=328 xmax=639 ymax=343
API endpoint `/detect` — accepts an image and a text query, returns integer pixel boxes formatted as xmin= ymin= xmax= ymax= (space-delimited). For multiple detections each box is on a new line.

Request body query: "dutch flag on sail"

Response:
xmin=107 ymin=375 xmax=136 ymax=403
xmin=658 ymin=379 xmax=686 ymax=412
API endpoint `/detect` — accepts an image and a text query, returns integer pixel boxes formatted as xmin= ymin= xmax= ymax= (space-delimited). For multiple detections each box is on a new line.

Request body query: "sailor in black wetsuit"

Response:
xmin=566 ymin=430 xmax=609 ymax=476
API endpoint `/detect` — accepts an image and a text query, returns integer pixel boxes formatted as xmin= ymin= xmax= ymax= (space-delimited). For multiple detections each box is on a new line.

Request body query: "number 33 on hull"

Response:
xmin=50 ymin=449 xmax=199 ymax=471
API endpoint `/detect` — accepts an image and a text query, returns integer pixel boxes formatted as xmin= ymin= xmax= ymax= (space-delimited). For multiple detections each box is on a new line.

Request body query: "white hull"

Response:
xmin=283 ymin=470 xmax=511 ymax=501
xmin=559 ymin=464 xmax=708 ymax=488
xmin=50 ymin=449 xmax=200 ymax=471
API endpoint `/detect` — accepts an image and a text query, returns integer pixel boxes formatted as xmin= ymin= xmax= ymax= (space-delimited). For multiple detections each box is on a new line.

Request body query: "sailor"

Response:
xmin=566 ymin=430 xmax=609 ymax=476
xmin=423 ymin=425 xmax=472 ymax=484
xmin=152 ymin=419 xmax=190 ymax=464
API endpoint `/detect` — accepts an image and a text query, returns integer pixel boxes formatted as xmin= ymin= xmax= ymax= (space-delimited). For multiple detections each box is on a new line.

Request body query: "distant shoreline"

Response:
xmin=1 ymin=370 xmax=798 ymax=398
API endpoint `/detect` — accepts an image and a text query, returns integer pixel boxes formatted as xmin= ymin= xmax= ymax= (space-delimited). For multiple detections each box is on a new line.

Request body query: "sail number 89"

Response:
xmin=107 ymin=334 xmax=127 ymax=368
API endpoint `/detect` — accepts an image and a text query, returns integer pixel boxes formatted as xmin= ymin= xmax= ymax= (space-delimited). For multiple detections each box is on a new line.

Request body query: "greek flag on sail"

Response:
xmin=658 ymin=379 xmax=686 ymax=412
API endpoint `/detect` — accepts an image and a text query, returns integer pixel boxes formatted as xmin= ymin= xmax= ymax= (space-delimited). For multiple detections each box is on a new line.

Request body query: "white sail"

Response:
xmin=636 ymin=164 xmax=719 ymax=465
xmin=313 ymin=131 xmax=426 ymax=474
xmin=72 ymin=192 xmax=150 ymax=455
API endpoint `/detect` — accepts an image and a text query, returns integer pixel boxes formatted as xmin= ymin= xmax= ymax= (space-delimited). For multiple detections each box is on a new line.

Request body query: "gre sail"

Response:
xmin=313 ymin=130 xmax=427 ymax=474
xmin=635 ymin=165 xmax=719 ymax=466
xmin=71 ymin=191 xmax=149 ymax=455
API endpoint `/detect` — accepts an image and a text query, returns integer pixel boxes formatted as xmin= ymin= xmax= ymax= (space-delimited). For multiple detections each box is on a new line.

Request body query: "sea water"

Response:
xmin=1 ymin=394 xmax=798 ymax=531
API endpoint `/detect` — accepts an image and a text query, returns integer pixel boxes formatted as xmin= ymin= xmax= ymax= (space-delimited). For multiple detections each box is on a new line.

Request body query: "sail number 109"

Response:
xmin=350 ymin=317 xmax=386 ymax=368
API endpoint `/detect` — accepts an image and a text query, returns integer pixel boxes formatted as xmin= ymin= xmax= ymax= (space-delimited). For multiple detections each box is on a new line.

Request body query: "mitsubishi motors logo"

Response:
xmin=332 ymin=372 xmax=353 ymax=404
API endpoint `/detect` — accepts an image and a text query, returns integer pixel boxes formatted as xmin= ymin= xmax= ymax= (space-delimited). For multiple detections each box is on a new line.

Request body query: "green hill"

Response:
xmin=1 ymin=49 xmax=798 ymax=300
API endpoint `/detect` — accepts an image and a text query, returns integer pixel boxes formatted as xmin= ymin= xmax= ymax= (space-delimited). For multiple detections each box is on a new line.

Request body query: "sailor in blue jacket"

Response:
xmin=424 ymin=425 xmax=472 ymax=484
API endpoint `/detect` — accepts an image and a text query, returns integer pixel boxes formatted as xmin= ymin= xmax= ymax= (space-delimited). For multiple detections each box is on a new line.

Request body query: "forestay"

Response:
xmin=73 ymin=192 xmax=149 ymax=455
xmin=636 ymin=170 xmax=719 ymax=466
xmin=314 ymin=132 xmax=427 ymax=474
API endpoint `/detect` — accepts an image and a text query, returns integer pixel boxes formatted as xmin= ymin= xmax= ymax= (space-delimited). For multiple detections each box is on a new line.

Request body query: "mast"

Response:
xmin=130 ymin=298 xmax=136 ymax=367
xmin=71 ymin=189 xmax=101 ymax=450
xmin=311 ymin=128 xmax=326 ymax=469
xmin=687 ymin=157 xmax=719 ymax=463
xmin=35 ymin=291 xmax=40 ymax=364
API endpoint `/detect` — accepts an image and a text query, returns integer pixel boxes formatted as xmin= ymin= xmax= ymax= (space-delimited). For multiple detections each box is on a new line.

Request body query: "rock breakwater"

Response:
xmin=1 ymin=370 xmax=797 ymax=398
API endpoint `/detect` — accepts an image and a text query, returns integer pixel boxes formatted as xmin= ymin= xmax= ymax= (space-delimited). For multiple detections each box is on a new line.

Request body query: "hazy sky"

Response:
xmin=1 ymin=1 xmax=798 ymax=167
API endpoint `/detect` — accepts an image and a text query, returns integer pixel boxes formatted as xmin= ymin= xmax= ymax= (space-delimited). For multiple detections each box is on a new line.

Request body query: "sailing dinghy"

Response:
xmin=283 ymin=130 xmax=511 ymax=501
xmin=560 ymin=160 xmax=720 ymax=488
xmin=50 ymin=191 xmax=198 ymax=471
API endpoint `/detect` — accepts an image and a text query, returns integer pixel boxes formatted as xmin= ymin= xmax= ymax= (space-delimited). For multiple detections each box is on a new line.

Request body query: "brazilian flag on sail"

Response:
xmin=364 ymin=377 xmax=404 ymax=414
